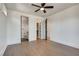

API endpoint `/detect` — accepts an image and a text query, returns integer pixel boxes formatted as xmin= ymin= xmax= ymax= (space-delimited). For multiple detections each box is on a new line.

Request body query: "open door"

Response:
xmin=21 ymin=16 xmax=29 ymax=42
xmin=45 ymin=18 xmax=47 ymax=40
xmin=36 ymin=22 xmax=41 ymax=40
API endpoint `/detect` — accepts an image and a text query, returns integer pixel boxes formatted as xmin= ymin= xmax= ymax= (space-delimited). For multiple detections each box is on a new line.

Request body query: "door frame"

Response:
xmin=20 ymin=16 xmax=29 ymax=42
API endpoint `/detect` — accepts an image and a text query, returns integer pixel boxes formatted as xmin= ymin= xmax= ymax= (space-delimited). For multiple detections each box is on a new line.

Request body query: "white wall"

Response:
xmin=7 ymin=11 xmax=21 ymax=45
xmin=0 ymin=12 xmax=7 ymax=56
xmin=29 ymin=17 xmax=36 ymax=41
xmin=7 ymin=10 xmax=44 ymax=45
xmin=41 ymin=18 xmax=46 ymax=39
xmin=0 ymin=4 xmax=7 ymax=56
xmin=47 ymin=4 xmax=79 ymax=49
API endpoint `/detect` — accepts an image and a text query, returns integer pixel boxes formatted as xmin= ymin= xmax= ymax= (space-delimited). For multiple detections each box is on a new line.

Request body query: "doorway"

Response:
xmin=21 ymin=16 xmax=29 ymax=42
xmin=36 ymin=22 xmax=41 ymax=39
xmin=45 ymin=18 xmax=47 ymax=40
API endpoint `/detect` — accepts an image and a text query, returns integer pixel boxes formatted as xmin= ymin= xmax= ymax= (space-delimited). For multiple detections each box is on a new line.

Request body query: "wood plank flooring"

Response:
xmin=4 ymin=40 xmax=79 ymax=56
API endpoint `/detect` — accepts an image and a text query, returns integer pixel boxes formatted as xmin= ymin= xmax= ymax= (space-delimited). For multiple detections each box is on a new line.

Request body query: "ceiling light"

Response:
xmin=40 ymin=8 xmax=44 ymax=11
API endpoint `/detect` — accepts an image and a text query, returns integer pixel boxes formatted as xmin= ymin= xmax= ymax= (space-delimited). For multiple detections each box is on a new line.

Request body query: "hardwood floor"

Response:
xmin=4 ymin=40 xmax=79 ymax=56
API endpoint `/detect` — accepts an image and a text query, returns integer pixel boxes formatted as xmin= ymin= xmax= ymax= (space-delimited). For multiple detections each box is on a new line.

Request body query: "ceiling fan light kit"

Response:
xmin=40 ymin=8 xmax=45 ymax=11
xmin=32 ymin=3 xmax=54 ymax=13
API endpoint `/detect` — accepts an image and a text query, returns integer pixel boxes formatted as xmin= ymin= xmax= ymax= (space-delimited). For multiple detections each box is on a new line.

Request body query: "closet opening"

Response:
xmin=21 ymin=16 xmax=29 ymax=42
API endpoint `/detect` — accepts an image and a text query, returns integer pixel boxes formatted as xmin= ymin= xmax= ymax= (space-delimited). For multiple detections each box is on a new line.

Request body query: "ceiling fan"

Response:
xmin=32 ymin=3 xmax=54 ymax=13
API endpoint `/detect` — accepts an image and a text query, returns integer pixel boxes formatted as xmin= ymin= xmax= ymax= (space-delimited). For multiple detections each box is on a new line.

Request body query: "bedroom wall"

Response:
xmin=6 ymin=10 xmax=44 ymax=45
xmin=47 ymin=4 xmax=79 ymax=49
xmin=0 ymin=4 xmax=7 ymax=56
xmin=6 ymin=10 xmax=21 ymax=45
xmin=41 ymin=18 xmax=46 ymax=39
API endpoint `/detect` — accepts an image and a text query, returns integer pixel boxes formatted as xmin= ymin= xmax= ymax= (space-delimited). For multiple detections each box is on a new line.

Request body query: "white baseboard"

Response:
xmin=7 ymin=40 xmax=21 ymax=45
xmin=50 ymin=39 xmax=79 ymax=49
xmin=0 ymin=44 xmax=7 ymax=56
xmin=7 ymin=42 xmax=21 ymax=45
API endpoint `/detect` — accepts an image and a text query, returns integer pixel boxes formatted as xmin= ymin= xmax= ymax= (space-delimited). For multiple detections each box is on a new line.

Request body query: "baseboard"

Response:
xmin=7 ymin=42 xmax=21 ymax=45
xmin=7 ymin=40 xmax=21 ymax=45
xmin=0 ymin=44 xmax=7 ymax=56
xmin=50 ymin=39 xmax=79 ymax=49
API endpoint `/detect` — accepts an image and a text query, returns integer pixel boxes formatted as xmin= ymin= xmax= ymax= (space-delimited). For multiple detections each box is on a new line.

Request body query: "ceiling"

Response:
xmin=5 ymin=3 xmax=78 ymax=17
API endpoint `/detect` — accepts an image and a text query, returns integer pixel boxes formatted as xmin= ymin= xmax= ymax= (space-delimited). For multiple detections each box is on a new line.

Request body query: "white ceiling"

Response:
xmin=5 ymin=3 xmax=78 ymax=17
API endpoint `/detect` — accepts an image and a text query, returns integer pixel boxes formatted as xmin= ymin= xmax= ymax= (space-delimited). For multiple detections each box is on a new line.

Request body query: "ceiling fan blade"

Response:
xmin=43 ymin=10 xmax=46 ymax=13
xmin=44 ymin=6 xmax=54 ymax=8
xmin=41 ymin=3 xmax=46 ymax=7
xmin=32 ymin=4 xmax=41 ymax=7
xmin=35 ymin=9 xmax=40 ymax=12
